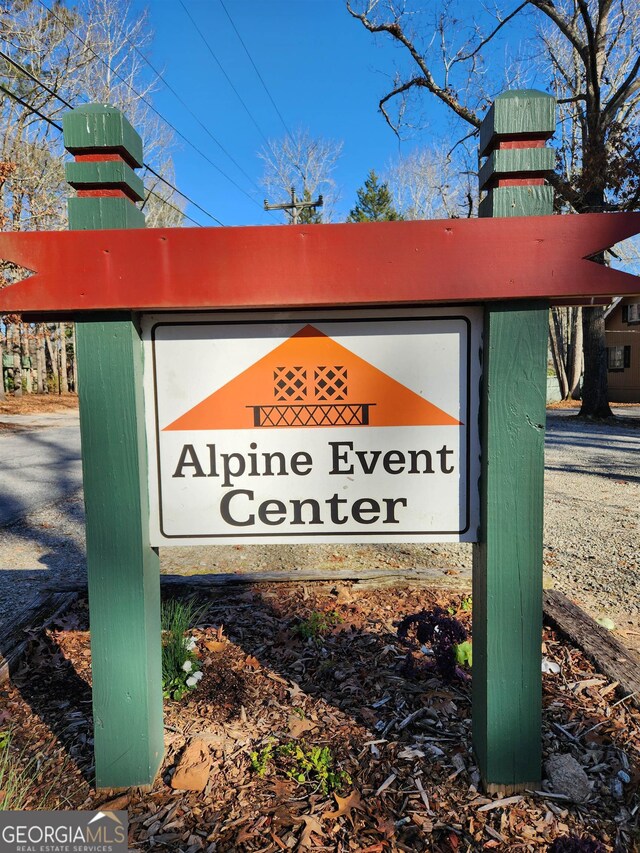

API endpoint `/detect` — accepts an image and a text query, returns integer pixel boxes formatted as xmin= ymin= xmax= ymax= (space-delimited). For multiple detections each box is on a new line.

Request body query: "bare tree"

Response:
xmin=259 ymin=129 xmax=343 ymax=223
xmin=0 ymin=0 xmax=183 ymax=398
xmin=386 ymin=146 xmax=477 ymax=220
xmin=347 ymin=0 xmax=640 ymax=417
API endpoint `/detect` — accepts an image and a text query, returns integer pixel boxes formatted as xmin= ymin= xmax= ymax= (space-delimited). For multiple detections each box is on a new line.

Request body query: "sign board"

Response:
xmin=143 ymin=308 xmax=481 ymax=545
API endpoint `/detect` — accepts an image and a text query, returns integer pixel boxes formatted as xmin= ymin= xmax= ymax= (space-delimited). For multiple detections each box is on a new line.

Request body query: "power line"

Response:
xmin=4 ymin=12 xmax=223 ymax=225
xmin=0 ymin=81 xmax=220 ymax=226
xmin=146 ymin=186 xmax=207 ymax=228
xmin=177 ymin=0 xmax=270 ymax=150
xmin=0 ymin=49 xmax=74 ymax=110
xmin=121 ymin=29 xmax=264 ymax=198
xmin=35 ymin=0 xmax=261 ymax=212
xmin=0 ymin=81 xmax=62 ymax=131
xmin=218 ymin=0 xmax=293 ymax=141
xmin=144 ymin=164 xmax=223 ymax=225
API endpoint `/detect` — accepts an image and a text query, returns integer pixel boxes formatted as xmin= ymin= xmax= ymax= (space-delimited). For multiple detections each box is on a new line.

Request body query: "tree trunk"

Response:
xmin=0 ymin=330 xmax=5 ymax=401
xmin=35 ymin=323 xmax=49 ymax=394
xmin=44 ymin=325 xmax=59 ymax=394
xmin=70 ymin=323 xmax=78 ymax=393
xmin=28 ymin=329 xmax=38 ymax=394
xmin=10 ymin=323 xmax=21 ymax=397
xmin=58 ymin=323 xmax=69 ymax=394
xmin=577 ymin=181 xmax=610 ymax=416
xmin=36 ymin=324 xmax=47 ymax=394
xmin=568 ymin=307 xmax=583 ymax=398
xmin=579 ymin=306 xmax=612 ymax=418
xmin=548 ymin=310 xmax=569 ymax=399
xmin=22 ymin=324 xmax=32 ymax=394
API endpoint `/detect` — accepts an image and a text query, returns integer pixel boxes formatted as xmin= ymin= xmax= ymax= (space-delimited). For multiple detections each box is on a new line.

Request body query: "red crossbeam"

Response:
xmin=0 ymin=213 xmax=638 ymax=313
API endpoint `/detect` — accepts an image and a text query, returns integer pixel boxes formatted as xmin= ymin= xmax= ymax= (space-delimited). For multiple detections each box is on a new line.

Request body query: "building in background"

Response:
xmin=605 ymin=297 xmax=640 ymax=403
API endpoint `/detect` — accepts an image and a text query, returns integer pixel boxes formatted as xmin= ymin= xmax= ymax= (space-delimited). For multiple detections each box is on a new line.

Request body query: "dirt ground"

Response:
xmin=0 ymin=393 xmax=78 ymax=415
xmin=2 ymin=584 xmax=638 ymax=852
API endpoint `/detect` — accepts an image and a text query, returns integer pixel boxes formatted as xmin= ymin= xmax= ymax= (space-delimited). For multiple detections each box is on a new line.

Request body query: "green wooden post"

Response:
xmin=473 ymin=90 xmax=555 ymax=793
xmin=63 ymin=105 xmax=164 ymax=788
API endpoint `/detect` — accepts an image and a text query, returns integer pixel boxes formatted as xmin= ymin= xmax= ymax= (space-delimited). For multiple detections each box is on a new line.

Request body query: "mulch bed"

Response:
xmin=1 ymin=583 xmax=638 ymax=852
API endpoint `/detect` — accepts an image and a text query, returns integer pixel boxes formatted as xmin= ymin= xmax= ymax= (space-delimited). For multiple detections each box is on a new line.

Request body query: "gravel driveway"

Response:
xmin=0 ymin=409 xmax=638 ymax=653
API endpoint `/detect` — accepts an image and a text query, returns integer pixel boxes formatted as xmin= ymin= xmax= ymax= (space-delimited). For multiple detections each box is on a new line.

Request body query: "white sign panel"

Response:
xmin=142 ymin=309 xmax=481 ymax=545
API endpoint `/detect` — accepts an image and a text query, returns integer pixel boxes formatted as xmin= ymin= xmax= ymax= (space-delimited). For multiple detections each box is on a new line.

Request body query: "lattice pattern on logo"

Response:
xmin=314 ymin=365 xmax=347 ymax=400
xmin=273 ymin=366 xmax=307 ymax=401
xmin=251 ymin=403 xmax=372 ymax=428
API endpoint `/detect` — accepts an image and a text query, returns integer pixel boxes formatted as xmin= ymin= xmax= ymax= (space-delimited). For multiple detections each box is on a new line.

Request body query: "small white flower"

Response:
xmin=186 ymin=676 xmax=198 ymax=687
xmin=182 ymin=659 xmax=193 ymax=672
xmin=185 ymin=637 xmax=197 ymax=651
xmin=193 ymin=671 xmax=203 ymax=682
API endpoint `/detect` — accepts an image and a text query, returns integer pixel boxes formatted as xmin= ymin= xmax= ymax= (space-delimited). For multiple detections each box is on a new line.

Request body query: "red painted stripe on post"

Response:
xmin=76 ymin=188 xmax=130 ymax=198
xmin=496 ymin=177 xmax=546 ymax=187
xmin=496 ymin=138 xmax=547 ymax=149
xmin=74 ymin=153 xmax=125 ymax=162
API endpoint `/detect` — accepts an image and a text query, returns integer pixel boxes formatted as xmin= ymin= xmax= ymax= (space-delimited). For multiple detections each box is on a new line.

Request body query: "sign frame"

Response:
xmin=143 ymin=307 xmax=482 ymax=546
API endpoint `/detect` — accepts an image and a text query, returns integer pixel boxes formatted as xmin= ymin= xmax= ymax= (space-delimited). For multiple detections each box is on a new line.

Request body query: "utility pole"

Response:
xmin=264 ymin=186 xmax=323 ymax=224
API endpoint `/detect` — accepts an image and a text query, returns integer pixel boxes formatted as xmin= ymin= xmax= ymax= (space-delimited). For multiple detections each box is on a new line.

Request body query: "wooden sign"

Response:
xmin=14 ymin=93 xmax=634 ymax=795
xmin=143 ymin=309 xmax=482 ymax=545
xmin=0 ymin=212 xmax=638 ymax=314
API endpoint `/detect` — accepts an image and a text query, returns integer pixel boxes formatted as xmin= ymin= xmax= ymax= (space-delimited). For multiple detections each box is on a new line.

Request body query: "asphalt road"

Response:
xmin=0 ymin=413 xmax=82 ymax=526
xmin=0 ymin=407 xmax=637 ymax=528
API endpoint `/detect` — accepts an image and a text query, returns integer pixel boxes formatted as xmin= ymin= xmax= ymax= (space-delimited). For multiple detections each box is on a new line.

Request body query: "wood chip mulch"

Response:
xmin=1 ymin=583 xmax=638 ymax=852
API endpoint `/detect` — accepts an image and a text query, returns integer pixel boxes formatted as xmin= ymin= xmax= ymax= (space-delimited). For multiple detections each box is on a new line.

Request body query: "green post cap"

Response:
xmin=63 ymin=104 xmax=143 ymax=168
xmin=479 ymin=90 xmax=555 ymax=158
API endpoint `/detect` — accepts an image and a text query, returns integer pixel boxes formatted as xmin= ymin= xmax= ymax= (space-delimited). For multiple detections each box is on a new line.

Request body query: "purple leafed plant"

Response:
xmin=397 ymin=607 xmax=467 ymax=681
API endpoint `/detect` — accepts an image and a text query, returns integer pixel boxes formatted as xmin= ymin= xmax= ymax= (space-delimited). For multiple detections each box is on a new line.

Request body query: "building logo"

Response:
xmin=164 ymin=325 xmax=460 ymax=431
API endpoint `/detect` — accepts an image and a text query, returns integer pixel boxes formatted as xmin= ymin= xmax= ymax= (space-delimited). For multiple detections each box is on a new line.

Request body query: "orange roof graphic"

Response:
xmin=164 ymin=325 xmax=460 ymax=430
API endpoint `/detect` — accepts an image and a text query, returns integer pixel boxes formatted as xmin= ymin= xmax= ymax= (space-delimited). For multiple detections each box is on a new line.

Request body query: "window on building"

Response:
xmin=623 ymin=303 xmax=640 ymax=323
xmin=607 ymin=345 xmax=631 ymax=371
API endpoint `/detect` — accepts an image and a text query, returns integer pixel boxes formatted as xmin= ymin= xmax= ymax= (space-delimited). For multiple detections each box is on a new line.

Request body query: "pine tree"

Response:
xmin=347 ymin=170 xmax=402 ymax=222
xmin=298 ymin=188 xmax=322 ymax=224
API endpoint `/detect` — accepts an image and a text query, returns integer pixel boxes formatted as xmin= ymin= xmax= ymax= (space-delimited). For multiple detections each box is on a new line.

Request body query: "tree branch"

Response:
xmin=454 ymin=2 xmax=529 ymax=63
xmin=346 ymin=0 xmax=482 ymax=128
xmin=557 ymin=94 xmax=587 ymax=103
xmin=527 ymin=0 xmax=587 ymax=57
xmin=603 ymin=53 xmax=640 ymax=122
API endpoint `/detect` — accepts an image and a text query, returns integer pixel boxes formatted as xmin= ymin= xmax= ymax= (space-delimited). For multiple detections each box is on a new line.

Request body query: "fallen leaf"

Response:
xmin=298 ymin=815 xmax=324 ymax=848
xmin=170 ymin=739 xmax=212 ymax=792
xmin=204 ymin=640 xmax=227 ymax=653
xmin=270 ymin=779 xmax=297 ymax=801
xmin=287 ymin=715 xmax=317 ymax=738
xmin=323 ymin=789 xmax=364 ymax=822
xmin=244 ymin=655 xmax=261 ymax=670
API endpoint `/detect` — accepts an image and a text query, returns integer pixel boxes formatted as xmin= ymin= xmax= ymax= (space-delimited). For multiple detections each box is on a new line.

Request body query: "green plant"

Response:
xmin=250 ymin=740 xmax=275 ymax=777
xmin=161 ymin=599 xmax=205 ymax=701
xmin=460 ymin=595 xmax=473 ymax=611
xmin=250 ymin=739 xmax=351 ymax=794
xmin=0 ymin=730 xmax=76 ymax=810
xmin=454 ymin=640 xmax=473 ymax=668
xmin=294 ymin=610 xmax=342 ymax=641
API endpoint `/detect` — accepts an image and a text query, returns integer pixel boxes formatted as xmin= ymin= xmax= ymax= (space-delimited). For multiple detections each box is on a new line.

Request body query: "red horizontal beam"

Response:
xmin=0 ymin=214 xmax=638 ymax=314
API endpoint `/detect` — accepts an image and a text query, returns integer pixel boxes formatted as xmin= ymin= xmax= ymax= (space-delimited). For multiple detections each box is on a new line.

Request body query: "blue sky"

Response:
xmin=130 ymin=1 xmax=456 ymax=227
